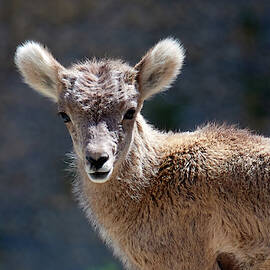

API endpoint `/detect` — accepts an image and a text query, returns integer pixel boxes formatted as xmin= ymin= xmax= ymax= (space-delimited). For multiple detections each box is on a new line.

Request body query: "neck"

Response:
xmin=116 ymin=113 xmax=164 ymax=198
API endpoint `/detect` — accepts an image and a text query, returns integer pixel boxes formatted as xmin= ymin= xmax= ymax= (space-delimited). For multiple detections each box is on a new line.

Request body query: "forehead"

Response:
xmin=59 ymin=60 xmax=139 ymax=115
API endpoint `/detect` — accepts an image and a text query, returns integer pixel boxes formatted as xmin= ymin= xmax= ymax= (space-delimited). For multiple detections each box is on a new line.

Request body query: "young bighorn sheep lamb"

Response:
xmin=15 ymin=38 xmax=270 ymax=270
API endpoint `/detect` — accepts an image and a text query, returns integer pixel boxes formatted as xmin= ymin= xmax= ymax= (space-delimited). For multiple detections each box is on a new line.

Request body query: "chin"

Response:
xmin=86 ymin=169 xmax=113 ymax=184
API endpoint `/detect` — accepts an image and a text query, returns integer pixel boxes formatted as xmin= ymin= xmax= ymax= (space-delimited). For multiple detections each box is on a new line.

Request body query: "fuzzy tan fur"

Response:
xmin=15 ymin=38 xmax=270 ymax=270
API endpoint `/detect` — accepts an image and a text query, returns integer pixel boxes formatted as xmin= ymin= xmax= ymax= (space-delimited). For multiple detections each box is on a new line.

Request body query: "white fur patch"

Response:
xmin=15 ymin=41 xmax=62 ymax=101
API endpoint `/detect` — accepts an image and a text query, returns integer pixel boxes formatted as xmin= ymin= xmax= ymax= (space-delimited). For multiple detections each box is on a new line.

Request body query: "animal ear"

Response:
xmin=15 ymin=41 xmax=64 ymax=102
xmin=135 ymin=38 xmax=185 ymax=101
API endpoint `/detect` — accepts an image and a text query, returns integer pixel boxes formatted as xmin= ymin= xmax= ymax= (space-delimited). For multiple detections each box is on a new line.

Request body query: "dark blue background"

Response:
xmin=1 ymin=1 xmax=270 ymax=269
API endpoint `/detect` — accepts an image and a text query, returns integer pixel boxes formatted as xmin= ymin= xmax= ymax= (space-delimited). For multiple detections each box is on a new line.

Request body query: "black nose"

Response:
xmin=86 ymin=153 xmax=109 ymax=170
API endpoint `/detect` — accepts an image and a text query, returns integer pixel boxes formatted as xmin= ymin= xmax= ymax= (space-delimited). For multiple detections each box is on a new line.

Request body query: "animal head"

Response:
xmin=15 ymin=38 xmax=185 ymax=183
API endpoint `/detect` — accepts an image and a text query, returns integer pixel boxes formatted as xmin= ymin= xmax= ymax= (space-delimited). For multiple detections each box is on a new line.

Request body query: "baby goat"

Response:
xmin=15 ymin=38 xmax=270 ymax=270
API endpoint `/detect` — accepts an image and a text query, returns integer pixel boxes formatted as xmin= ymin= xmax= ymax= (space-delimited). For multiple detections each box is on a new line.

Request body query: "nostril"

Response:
xmin=86 ymin=153 xmax=109 ymax=170
xmin=86 ymin=155 xmax=96 ymax=165
xmin=97 ymin=154 xmax=109 ymax=167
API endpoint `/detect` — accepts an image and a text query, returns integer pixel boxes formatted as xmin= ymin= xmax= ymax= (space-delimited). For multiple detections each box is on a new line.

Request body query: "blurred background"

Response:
xmin=0 ymin=0 xmax=270 ymax=269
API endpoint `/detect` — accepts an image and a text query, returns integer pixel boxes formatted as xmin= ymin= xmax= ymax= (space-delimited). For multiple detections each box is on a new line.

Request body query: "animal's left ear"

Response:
xmin=135 ymin=38 xmax=185 ymax=101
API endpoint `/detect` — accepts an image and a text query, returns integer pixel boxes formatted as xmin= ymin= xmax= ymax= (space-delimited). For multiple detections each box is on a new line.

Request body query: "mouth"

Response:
xmin=87 ymin=169 xmax=112 ymax=183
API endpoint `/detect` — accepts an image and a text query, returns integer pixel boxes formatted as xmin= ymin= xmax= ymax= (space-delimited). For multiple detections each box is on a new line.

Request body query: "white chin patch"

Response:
xmin=86 ymin=169 xmax=112 ymax=183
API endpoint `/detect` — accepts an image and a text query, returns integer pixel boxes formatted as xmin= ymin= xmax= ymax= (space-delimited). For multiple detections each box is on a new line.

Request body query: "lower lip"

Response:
xmin=87 ymin=170 xmax=112 ymax=183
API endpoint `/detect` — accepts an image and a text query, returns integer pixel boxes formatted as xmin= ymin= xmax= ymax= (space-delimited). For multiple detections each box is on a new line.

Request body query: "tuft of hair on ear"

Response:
xmin=14 ymin=41 xmax=64 ymax=102
xmin=135 ymin=38 xmax=185 ymax=101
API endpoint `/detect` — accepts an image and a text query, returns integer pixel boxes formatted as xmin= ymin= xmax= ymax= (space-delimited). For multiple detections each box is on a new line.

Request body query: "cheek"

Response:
xmin=67 ymin=125 xmax=83 ymax=157
xmin=122 ymin=119 xmax=136 ymax=134
xmin=117 ymin=122 xmax=135 ymax=151
xmin=68 ymin=125 xmax=77 ymax=143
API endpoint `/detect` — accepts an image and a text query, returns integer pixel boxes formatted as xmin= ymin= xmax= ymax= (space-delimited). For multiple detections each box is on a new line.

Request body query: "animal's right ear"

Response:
xmin=135 ymin=38 xmax=185 ymax=101
xmin=15 ymin=41 xmax=64 ymax=102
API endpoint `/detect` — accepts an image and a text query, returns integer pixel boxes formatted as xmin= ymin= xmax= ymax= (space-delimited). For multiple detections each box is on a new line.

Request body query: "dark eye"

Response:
xmin=123 ymin=108 xmax=136 ymax=120
xmin=58 ymin=112 xmax=71 ymax=123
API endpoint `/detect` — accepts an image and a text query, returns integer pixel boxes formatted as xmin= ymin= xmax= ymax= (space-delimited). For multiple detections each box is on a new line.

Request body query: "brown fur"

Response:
xmin=75 ymin=122 xmax=270 ymax=270
xmin=15 ymin=39 xmax=270 ymax=269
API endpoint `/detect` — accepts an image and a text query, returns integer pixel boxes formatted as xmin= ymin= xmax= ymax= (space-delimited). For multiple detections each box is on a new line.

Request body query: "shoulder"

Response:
xmin=157 ymin=123 xmax=270 ymax=184
xmin=165 ymin=123 xmax=270 ymax=152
